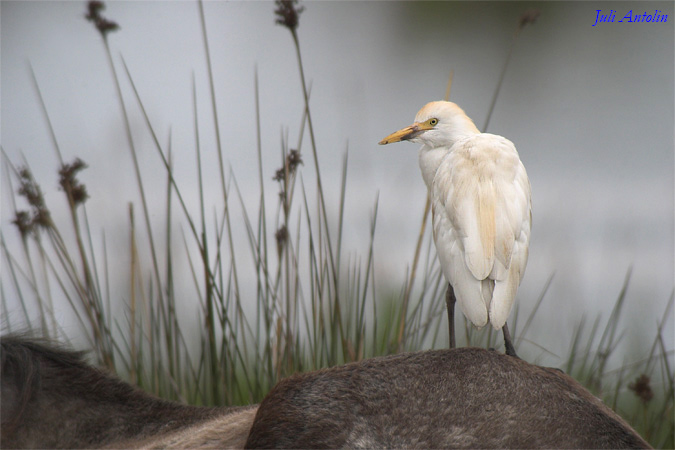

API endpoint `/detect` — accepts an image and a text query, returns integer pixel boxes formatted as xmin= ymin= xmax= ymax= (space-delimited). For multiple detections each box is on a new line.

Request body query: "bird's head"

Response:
xmin=379 ymin=101 xmax=480 ymax=148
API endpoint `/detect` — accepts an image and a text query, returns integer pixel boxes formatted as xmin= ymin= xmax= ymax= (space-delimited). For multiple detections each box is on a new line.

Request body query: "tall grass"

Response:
xmin=1 ymin=2 xmax=672 ymax=447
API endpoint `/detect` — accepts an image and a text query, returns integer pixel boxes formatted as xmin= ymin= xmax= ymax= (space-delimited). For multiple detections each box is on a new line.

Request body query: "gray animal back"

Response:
xmin=245 ymin=348 xmax=649 ymax=449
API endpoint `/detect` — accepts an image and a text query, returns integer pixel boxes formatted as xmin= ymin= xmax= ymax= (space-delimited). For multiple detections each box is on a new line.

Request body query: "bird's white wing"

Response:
xmin=431 ymin=194 xmax=490 ymax=328
xmin=489 ymin=152 xmax=531 ymax=329
xmin=432 ymin=134 xmax=531 ymax=329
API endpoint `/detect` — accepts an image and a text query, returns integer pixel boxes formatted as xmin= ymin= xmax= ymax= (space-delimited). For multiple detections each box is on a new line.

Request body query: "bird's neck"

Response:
xmin=418 ymin=145 xmax=449 ymax=191
xmin=445 ymin=118 xmax=481 ymax=146
xmin=417 ymin=116 xmax=480 ymax=190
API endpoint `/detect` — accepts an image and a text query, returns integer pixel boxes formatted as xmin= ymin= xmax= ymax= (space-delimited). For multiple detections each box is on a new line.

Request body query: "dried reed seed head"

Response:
xmin=58 ymin=158 xmax=88 ymax=178
xmin=273 ymin=149 xmax=304 ymax=182
xmin=72 ymin=186 xmax=89 ymax=205
xmin=15 ymin=166 xmax=54 ymax=230
xmin=17 ymin=167 xmax=46 ymax=210
xmin=97 ymin=19 xmax=120 ymax=35
xmin=12 ymin=211 xmax=34 ymax=239
xmin=274 ymin=0 xmax=304 ymax=31
xmin=85 ymin=0 xmax=119 ymax=37
xmin=33 ymin=207 xmax=52 ymax=229
xmin=628 ymin=374 xmax=653 ymax=404
xmin=86 ymin=0 xmax=104 ymax=18
xmin=518 ymin=9 xmax=541 ymax=30
xmin=275 ymin=225 xmax=289 ymax=255
xmin=59 ymin=158 xmax=89 ymax=206
xmin=18 ymin=167 xmax=32 ymax=184
xmin=287 ymin=149 xmax=303 ymax=169
xmin=275 ymin=226 xmax=289 ymax=244
xmin=16 ymin=168 xmax=51 ymax=228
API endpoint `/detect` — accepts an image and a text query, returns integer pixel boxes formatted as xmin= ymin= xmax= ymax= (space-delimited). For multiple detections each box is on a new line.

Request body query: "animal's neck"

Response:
xmin=417 ymin=118 xmax=479 ymax=190
xmin=418 ymin=145 xmax=450 ymax=191
xmin=449 ymin=115 xmax=481 ymax=139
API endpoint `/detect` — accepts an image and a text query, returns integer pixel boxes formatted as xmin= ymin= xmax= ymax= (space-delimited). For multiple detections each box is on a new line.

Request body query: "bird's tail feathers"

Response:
xmin=451 ymin=268 xmax=489 ymax=328
xmin=489 ymin=267 xmax=519 ymax=330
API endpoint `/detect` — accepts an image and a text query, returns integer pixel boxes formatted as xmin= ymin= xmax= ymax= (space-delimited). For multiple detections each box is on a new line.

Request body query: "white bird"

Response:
xmin=379 ymin=101 xmax=531 ymax=356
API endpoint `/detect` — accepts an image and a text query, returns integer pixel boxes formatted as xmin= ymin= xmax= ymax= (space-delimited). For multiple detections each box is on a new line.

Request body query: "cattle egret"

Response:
xmin=379 ymin=101 xmax=531 ymax=356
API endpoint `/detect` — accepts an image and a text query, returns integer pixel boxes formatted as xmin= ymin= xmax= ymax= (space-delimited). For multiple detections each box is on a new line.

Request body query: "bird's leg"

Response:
xmin=502 ymin=322 xmax=519 ymax=358
xmin=445 ymin=283 xmax=456 ymax=349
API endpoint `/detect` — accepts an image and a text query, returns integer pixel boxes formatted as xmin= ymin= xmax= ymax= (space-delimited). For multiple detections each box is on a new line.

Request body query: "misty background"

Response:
xmin=2 ymin=1 xmax=673 ymax=362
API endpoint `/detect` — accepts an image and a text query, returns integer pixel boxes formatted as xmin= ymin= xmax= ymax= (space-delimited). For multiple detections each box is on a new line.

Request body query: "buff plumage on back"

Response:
xmin=432 ymin=134 xmax=531 ymax=330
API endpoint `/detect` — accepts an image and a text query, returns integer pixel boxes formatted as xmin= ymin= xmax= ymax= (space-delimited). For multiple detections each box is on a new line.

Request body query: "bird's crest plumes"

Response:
xmin=413 ymin=101 xmax=466 ymax=123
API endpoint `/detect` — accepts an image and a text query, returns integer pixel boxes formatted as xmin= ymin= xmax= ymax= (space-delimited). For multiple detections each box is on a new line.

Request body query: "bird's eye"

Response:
xmin=429 ymin=118 xmax=438 ymax=126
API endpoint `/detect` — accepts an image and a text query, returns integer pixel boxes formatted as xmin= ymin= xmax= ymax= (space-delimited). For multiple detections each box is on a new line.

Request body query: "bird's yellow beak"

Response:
xmin=378 ymin=122 xmax=433 ymax=145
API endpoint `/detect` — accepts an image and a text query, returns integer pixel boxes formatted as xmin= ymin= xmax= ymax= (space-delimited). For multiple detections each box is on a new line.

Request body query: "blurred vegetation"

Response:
xmin=1 ymin=1 xmax=672 ymax=448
